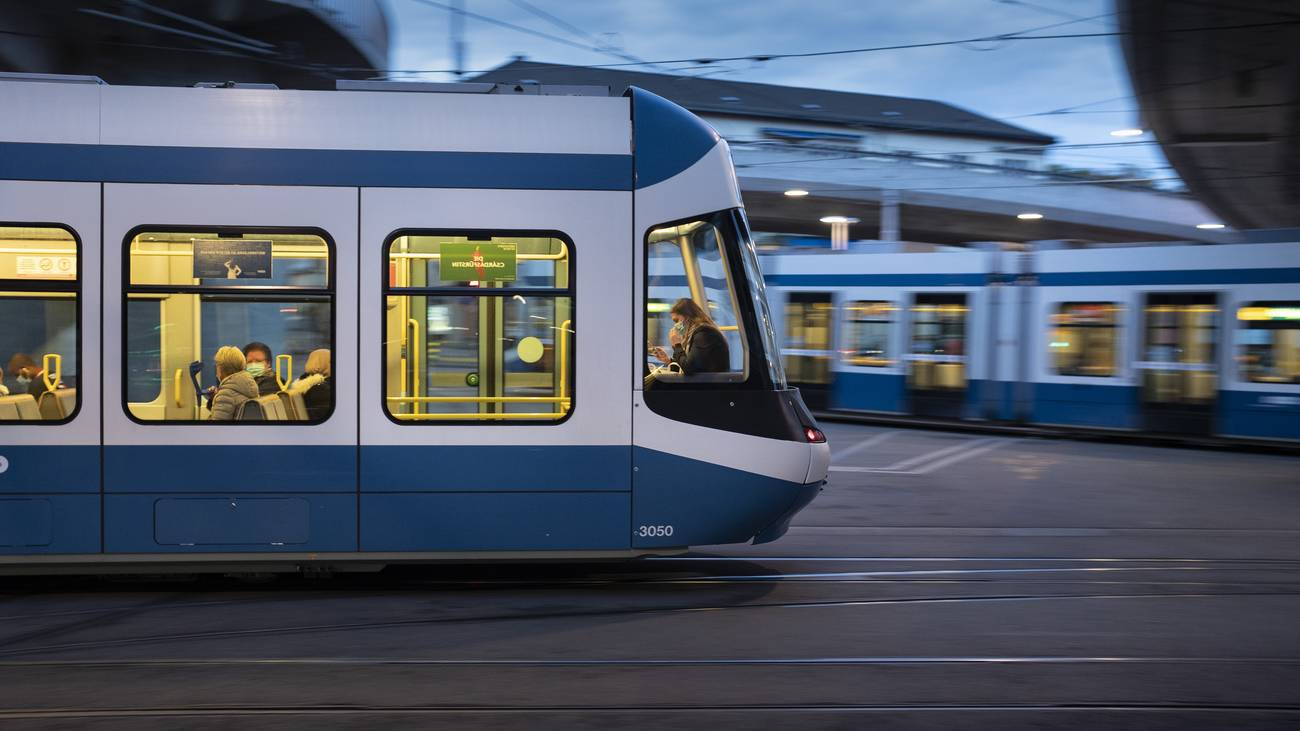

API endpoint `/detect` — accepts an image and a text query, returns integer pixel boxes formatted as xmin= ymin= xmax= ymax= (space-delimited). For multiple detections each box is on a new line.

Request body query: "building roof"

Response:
xmin=472 ymin=60 xmax=1055 ymax=145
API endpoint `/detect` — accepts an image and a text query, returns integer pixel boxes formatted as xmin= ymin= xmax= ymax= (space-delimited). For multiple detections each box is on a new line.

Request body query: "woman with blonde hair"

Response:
xmin=290 ymin=348 xmax=333 ymax=422
xmin=208 ymin=345 xmax=258 ymax=420
xmin=650 ymin=298 xmax=731 ymax=375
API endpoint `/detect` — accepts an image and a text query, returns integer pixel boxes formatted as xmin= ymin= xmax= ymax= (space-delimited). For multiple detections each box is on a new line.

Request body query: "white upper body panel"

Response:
xmin=1 ymin=79 xmax=631 ymax=155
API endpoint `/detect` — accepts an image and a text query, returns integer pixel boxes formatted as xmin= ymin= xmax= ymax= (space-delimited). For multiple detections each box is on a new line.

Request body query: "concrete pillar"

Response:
xmin=830 ymin=221 xmax=849 ymax=250
xmin=880 ymin=189 xmax=900 ymax=242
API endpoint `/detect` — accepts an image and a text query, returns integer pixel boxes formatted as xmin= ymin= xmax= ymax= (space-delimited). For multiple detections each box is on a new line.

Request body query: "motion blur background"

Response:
xmin=1 ymin=1 xmax=1299 ymax=728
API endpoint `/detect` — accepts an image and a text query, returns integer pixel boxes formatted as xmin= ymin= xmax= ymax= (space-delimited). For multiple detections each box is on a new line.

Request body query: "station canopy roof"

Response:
xmin=472 ymin=60 xmax=1056 ymax=145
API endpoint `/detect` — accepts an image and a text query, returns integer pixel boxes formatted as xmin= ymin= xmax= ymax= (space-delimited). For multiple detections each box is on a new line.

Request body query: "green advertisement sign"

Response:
xmin=440 ymin=242 xmax=517 ymax=282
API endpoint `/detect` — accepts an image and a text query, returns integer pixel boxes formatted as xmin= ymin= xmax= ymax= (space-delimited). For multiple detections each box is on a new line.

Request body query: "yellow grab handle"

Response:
xmin=174 ymin=368 xmax=184 ymax=407
xmin=275 ymin=354 xmax=292 ymax=392
xmin=407 ymin=319 xmax=421 ymax=414
xmin=558 ymin=319 xmax=572 ymax=408
xmin=42 ymin=353 xmax=61 ymax=392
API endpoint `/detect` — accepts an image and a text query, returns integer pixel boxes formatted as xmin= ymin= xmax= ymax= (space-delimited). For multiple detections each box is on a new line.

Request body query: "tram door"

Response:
xmin=1138 ymin=293 xmax=1218 ymax=434
xmin=782 ymin=293 xmax=834 ymax=409
xmin=102 ymin=184 xmax=361 ymax=554
xmin=0 ymin=181 xmax=102 ymax=555
xmin=907 ymin=293 xmax=969 ymax=419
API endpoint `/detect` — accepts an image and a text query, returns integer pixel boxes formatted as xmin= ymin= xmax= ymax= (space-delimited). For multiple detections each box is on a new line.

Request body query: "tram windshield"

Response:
xmin=645 ymin=209 xmax=784 ymax=388
xmin=0 ymin=225 xmax=79 ymax=423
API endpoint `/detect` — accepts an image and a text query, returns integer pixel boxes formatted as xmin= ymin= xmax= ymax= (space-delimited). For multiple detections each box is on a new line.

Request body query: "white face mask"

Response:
xmin=246 ymin=362 xmax=267 ymax=377
xmin=15 ymin=375 xmax=31 ymax=386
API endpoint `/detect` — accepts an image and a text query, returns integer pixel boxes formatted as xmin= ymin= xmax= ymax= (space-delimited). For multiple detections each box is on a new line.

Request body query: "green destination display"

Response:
xmin=440 ymin=242 xmax=517 ymax=282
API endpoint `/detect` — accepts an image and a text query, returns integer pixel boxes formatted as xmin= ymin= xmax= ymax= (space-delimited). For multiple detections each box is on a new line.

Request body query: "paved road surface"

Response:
xmin=1 ymin=423 xmax=1298 ymax=729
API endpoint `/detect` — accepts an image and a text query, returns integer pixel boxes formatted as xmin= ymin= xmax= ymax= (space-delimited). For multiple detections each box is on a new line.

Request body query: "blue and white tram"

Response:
xmin=0 ymin=74 xmax=827 ymax=571
xmin=763 ymin=242 xmax=1300 ymax=442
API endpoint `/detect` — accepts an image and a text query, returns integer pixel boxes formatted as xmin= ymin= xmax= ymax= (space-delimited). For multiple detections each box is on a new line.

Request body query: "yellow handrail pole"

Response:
xmin=275 ymin=354 xmax=292 ymax=392
xmin=386 ymin=395 xmax=565 ymax=403
xmin=173 ymin=368 xmax=184 ymax=408
xmin=41 ymin=353 xmax=61 ymax=392
xmin=387 ymin=251 xmax=567 ymax=261
xmin=408 ymin=318 xmax=421 ymax=415
xmin=394 ymin=411 xmax=567 ymax=421
xmin=558 ymin=319 xmax=572 ymax=415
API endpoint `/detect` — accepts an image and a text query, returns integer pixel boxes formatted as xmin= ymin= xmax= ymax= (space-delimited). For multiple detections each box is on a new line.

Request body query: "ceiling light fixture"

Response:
xmin=784 ymin=189 xmax=810 ymax=197
xmin=1196 ymin=223 xmax=1226 ymax=230
xmin=1110 ymin=128 xmax=1145 ymax=137
xmin=1017 ymin=212 xmax=1044 ymax=220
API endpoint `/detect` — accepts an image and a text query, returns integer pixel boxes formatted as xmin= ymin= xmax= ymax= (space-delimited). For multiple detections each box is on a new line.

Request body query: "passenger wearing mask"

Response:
xmin=650 ymin=298 xmax=731 ymax=375
xmin=5 ymin=353 xmax=54 ymax=398
xmin=208 ymin=346 xmax=259 ymax=421
xmin=242 ymin=341 xmax=280 ymax=396
xmin=0 ymin=366 xmax=8 ymax=396
xmin=290 ymin=348 xmax=333 ymax=422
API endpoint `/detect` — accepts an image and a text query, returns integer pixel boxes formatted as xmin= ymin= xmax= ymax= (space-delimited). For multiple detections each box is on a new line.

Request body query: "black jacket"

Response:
xmin=290 ymin=373 xmax=333 ymax=422
xmin=253 ymin=370 xmax=280 ymax=396
xmin=671 ymin=324 xmax=731 ymax=375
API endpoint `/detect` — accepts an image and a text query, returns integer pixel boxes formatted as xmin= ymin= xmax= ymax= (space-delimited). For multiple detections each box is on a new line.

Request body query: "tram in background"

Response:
xmin=763 ymin=242 xmax=1300 ymax=442
xmin=0 ymin=73 xmax=827 ymax=572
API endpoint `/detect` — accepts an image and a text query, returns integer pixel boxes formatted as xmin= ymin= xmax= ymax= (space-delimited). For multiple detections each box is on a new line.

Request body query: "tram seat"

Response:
xmin=256 ymin=393 xmax=289 ymax=421
xmin=38 ymin=389 xmax=76 ymax=420
xmin=236 ymin=400 xmax=265 ymax=421
xmin=0 ymin=393 xmax=42 ymax=420
xmin=282 ymin=391 xmax=309 ymax=421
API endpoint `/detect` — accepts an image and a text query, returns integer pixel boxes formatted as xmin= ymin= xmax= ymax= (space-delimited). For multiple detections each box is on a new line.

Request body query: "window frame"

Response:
xmin=1050 ymin=301 xmax=1120 ymax=378
xmin=642 ymin=209 xmax=777 ymax=390
xmin=842 ymin=300 xmax=895 ymax=368
xmin=1236 ymin=300 xmax=1300 ymax=385
xmin=0 ymin=221 xmax=83 ymax=426
xmin=120 ymin=224 xmax=337 ymax=426
xmin=380 ymin=227 xmax=576 ymax=427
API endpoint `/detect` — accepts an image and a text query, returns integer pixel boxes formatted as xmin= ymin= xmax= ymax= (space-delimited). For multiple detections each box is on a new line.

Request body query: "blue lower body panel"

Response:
xmin=632 ymin=447 xmax=816 ymax=548
xmin=0 ymin=445 xmax=99 ymax=493
xmin=104 ymin=494 xmax=356 ymax=553
xmin=105 ymin=445 xmax=356 ymax=493
xmin=361 ymin=445 xmax=630 ymax=492
xmin=830 ymin=371 xmax=905 ymax=413
xmin=1032 ymin=382 xmax=1139 ymax=429
xmin=0 ymin=495 xmax=99 ymax=554
xmin=360 ymin=492 xmax=631 ymax=551
xmin=1219 ymin=389 xmax=1300 ymax=440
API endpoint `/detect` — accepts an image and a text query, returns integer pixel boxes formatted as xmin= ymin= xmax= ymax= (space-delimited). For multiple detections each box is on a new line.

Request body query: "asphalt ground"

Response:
xmin=1 ymin=423 xmax=1299 ymax=729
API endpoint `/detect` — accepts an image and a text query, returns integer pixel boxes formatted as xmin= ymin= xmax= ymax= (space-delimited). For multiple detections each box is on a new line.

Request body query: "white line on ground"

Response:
xmin=830 ymin=438 xmax=1012 ymax=475
xmin=910 ymin=438 xmax=1014 ymax=475
xmin=829 ymin=431 xmax=897 ymax=461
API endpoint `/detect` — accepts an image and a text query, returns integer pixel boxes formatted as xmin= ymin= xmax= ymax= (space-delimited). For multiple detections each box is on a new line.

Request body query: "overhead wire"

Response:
xmin=358 ymin=17 xmax=1300 ymax=76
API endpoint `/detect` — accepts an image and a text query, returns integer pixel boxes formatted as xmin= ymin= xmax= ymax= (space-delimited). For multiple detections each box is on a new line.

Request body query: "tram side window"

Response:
xmin=1238 ymin=303 xmax=1300 ymax=384
xmin=908 ymin=295 xmax=967 ymax=391
xmin=124 ymin=230 xmax=334 ymax=423
xmin=0 ymin=225 xmax=80 ymax=423
xmin=383 ymin=232 xmax=573 ymax=423
xmin=843 ymin=301 xmax=895 ymax=367
xmin=645 ymin=216 xmax=749 ymax=381
xmin=1050 ymin=302 xmax=1119 ymax=377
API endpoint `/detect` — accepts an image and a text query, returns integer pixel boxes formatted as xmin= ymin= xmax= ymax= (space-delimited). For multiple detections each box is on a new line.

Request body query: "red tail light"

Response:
xmin=804 ymin=426 xmax=826 ymax=443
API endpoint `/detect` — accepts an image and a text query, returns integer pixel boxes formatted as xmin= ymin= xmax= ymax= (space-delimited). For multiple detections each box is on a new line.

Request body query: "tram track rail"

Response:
xmin=1 ymin=588 xmax=1297 ymax=660
xmin=0 ymin=701 xmax=1297 ymax=720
